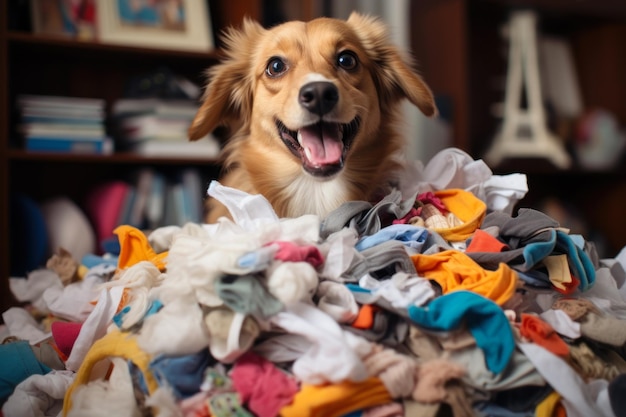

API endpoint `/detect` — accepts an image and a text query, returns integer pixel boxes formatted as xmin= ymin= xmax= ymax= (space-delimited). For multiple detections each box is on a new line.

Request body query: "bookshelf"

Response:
xmin=2 ymin=0 xmax=626 ymax=314
xmin=0 ymin=0 xmax=261 ymax=313
xmin=410 ymin=0 xmax=626 ymax=258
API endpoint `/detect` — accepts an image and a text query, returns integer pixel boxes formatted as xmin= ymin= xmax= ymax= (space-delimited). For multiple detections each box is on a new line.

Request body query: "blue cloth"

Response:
xmin=355 ymin=224 xmax=429 ymax=252
xmin=237 ymin=245 xmax=278 ymax=271
xmin=555 ymin=230 xmax=596 ymax=291
xmin=81 ymin=253 xmax=118 ymax=269
xmin=515 ymin=269 xmax=551 ymax=288
xmin=521 ymin=229 xmax=556 ymax=270
xmin=0 ymin=341 xmax=51 ymax=401
xmin=150 ymin=348 xmax=213 ymax=399
xmin=407 ymin=291 xmax=515 ymax=374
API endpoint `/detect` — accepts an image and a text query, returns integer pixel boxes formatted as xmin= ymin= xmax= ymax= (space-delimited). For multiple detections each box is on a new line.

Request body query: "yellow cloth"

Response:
xmin=280 ymin=377 xmax=392 ymax=417
xmin=431 ymin=189 xmax=486 ymax=242
xmin=542 ymin=255 xmax=572 ymax=291
xmin=114 ymin=225 xmax=168 ymax=271
xmin=411 ymin=250 xmax=518 ymax=306
xmin=62 ymin=330 xmax=158 ymax=416
xmin=535 ymin=390 xmax=566 ymax=417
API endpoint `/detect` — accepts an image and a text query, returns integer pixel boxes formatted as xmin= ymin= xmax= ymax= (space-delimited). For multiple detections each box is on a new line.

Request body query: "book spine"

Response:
xmin=25 ymin=138 xmax=109 ymax=154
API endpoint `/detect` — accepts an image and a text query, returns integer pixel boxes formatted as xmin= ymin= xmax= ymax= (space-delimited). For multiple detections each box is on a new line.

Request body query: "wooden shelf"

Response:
xmin=7 ymin=149 xmax=221 ymax=166
xmin=2 ymin=0 xmax=626 ymax=314
xmin=410 ymin=0 xmax=626 ymax=258
xmin=6 ymin=31 xmax=224 ymax=60
xmin=0 ymin=0 xmax=257 ymax=314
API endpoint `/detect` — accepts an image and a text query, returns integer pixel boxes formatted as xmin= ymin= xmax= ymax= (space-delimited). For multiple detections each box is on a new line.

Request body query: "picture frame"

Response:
xmin=30 ymin=0 xmax=98 ymax=40
xmin=96 ymin=0 xmax=214 ymax=52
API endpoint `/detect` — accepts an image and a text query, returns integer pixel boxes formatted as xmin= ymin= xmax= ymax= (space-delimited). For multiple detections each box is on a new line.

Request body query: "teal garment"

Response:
xmin=215 ymin=274 xmax=284 ymax=319
xmin=0 ymin=340 xmax=51 ymax=402
xmin=555 ymin=230 xmax=596 ymax=291
xmin=407 ymin=291 xmax=515 ymax=374
xmin=521 ymin=229 xmax=557 ymax=270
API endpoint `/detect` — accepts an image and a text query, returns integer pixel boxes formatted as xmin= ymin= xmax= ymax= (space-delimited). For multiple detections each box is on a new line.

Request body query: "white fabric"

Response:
xmin=270 ymin=301 xmax=372 ymax=384
xmin=518 ymin=343 xmax=616 ymax=417
xmin=41 ymin=273 xmax=103 ymax=323
xmin=539 ymin=308 xmax=581 ymax=339
xmin=318 ymin=228 xmax=359 ymax=282
xmin=10 ymin=269 xmax=63 ymax=313
xmin=253 ymin=333 xmax=313 ymax=363
xmin=67 ymin=357 xmax=140 ymax=417
xmin=2 ymin=307 xmax=50 ymax=343
xmin=136 ymin=297 xmax=211 ymax=356
xmin=2 ymin=370 xmax=74 ymax=417
xmin=316 ymin=280 xmax=360 ymax=323
xmin=584 ymin=267 xmax=626 ymax=319
xmin=207 ymin=179 xmax=278 ymax=227
xmin=358 ymin=271 xmax=435 ymax=308
xmin=205 ymin=181 xmax=321 ymax=244
xmin=483 ymin=173 xmax=529 ymax=215
xmin=65 ymin=285 xmax=124 ymax=372
xmin=402 ymin=148 xmax=528 ymax=215
xmin=266 ymin=261 xmax=319 ymax=304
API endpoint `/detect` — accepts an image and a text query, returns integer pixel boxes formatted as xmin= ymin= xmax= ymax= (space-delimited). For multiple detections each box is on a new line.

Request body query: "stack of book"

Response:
xmin=111 ymin=98 xmax=220 ymax=158
xmin=84 ymin=167 xmax=206 ymax=249
xmin=17 ymin=95 xmax=112 ymax=154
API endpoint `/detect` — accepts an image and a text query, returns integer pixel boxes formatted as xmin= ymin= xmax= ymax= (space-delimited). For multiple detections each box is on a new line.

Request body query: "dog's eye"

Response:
xmin=337 ymin=51 xmax=358 ymax=71
xmin=266 ymin=57 xmax=288 ymax=77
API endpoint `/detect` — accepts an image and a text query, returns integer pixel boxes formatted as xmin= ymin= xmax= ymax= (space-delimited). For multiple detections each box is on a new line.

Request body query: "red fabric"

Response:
xmin=230 ymin=352 xmax=299 ymax=417
xmin=417 ymin=192 xmax=448 ymax=213
xmin=392 ymin=207 xmax=420 ymax=225
xmin=555 ymin=275 xmax=580 ymax=295
xmin=271 ymin=241 xmax=324 ymax=267
xmin=466 ymin=229 xmax=509 ymax=253
xmin=519 ymin=314 xmax=570 ymax=358
xmin=50 ymin=321 xmax=82 ymax=358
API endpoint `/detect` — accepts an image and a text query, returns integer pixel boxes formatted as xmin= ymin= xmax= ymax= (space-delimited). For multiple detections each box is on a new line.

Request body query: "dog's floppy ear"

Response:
xmin=188 ymin=18 xmax=265 ymax=141
xmin=347 ymin=12 xmax=437 ymax=118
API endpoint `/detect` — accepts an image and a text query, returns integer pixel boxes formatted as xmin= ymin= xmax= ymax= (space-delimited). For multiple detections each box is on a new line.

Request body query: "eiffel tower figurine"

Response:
xmin=485 ymin=10 xmax=571 ymax=169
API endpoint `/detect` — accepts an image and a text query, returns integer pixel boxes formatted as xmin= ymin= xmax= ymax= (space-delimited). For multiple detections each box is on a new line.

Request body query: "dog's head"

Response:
xmin=189 ymin=12 xmax=436 ymax=215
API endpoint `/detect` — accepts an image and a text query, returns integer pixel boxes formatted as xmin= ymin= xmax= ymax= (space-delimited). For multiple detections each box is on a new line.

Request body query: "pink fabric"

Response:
xmin=84 ymin=181 xmax=129 ymax=248
xmin=230 ymin=352 xmax=299 ymax=417
xmin=270 ymin=241 xmax=324 ymax=267
xmin=51 ymin=321 xmax=82 ymax=358
xmin=392 ymin=207 xmax=420 ymax=225
xmin=393 ymin=192 xmax=449 ymax=225
xmin=417 ymin=192 xmax=448 ymax=213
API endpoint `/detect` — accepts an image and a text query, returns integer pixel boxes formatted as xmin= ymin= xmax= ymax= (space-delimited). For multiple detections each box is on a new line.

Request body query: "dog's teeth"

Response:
xmin=304 ymin=147 xmax=313 ymax=161
xmin=297 ymin=130 xmax=303 ymax=146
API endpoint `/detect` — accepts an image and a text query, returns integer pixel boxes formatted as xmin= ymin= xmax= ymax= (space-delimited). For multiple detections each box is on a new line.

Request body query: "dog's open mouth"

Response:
xmin=277 ymin=118 xmax=360 ymax=177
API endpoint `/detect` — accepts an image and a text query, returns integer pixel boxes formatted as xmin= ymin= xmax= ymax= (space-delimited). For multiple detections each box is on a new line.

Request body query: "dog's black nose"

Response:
xmin=299 ymin=82 xmax=339 ymax=115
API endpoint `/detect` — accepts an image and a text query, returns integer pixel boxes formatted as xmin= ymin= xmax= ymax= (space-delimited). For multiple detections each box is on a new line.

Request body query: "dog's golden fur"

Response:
xmin=189 ymin=12 xmax=437 ymax=223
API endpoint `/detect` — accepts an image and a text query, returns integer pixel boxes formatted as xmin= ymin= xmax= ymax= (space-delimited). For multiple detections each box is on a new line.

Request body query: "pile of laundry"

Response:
xmin=2 ymin=148 xmax=626 ymax=417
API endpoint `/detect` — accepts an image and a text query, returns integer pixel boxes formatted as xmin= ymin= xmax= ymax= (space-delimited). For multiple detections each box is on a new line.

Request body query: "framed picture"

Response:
xmin=30 ymin=0 xmax=98 ymax=40
xmin=96 ymin=0 xmax=214 ymax=52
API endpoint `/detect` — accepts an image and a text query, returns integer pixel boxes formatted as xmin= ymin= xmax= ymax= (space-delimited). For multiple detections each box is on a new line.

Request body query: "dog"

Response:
xmin=188 ymin=12 xmax=437 ymax=223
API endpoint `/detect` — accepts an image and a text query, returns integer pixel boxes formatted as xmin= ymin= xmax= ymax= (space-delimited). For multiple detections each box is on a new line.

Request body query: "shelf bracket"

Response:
xmin=485 ymin=10 xmax=571 ymax=169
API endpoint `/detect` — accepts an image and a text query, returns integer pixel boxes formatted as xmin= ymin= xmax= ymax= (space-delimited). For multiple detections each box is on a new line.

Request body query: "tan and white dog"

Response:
xmin=189 ymin=12 xmax=437 ymax=222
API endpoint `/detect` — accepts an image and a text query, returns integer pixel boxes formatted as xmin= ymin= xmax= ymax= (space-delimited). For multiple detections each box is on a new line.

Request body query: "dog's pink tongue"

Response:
xmin=298 ymin=123 xmax=343 ymax=166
